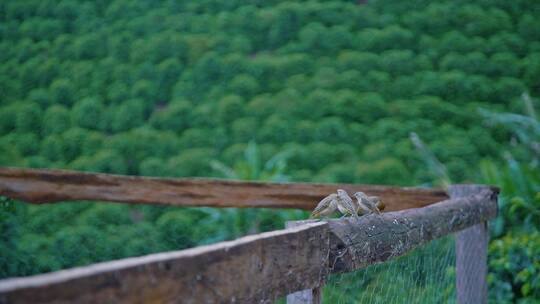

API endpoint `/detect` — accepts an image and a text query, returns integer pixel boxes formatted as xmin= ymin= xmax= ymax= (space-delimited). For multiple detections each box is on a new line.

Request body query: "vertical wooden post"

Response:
xmin=449 ymin=185 xmax=495 ymax=304
xmin=285 ymin=220 xmax=325 ymax=304
xmin=286 ymin=286 xmax=322 ymax=304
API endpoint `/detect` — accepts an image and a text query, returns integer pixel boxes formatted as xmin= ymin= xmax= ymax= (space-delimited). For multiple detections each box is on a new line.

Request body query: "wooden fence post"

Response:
xmin=286 ymin=286 xmax=322 ymax=304
xmin=449 ymin=185 xmax=497 ymax=304
xmin=286 ymin=220 xmax=326 ymax=304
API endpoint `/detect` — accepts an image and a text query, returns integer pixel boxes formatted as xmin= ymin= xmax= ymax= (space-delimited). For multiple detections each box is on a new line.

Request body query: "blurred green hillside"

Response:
xmin=0 ymin=0 xmax=539 ymax=302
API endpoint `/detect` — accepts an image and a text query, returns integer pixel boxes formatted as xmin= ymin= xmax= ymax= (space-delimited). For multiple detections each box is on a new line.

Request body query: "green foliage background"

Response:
xmin=0 ymin=0 xmax=539 ymax=302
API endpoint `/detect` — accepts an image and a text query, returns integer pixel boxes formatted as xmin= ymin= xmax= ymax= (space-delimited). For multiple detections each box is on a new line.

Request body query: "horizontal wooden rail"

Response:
xmin=0 ymin=167 xmax=447 ymax=211
xmin=0 ymin=222 xmax=329 ymax=304
xmin=0 ymin=185 xmax=498 ymax=304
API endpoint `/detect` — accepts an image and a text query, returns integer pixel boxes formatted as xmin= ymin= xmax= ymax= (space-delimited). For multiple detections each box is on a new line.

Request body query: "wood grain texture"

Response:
xmin=0 ymin=222 xmax=329 ymax=304
xmin=0 ymin=167 xmax=447 ymax=211
xmin=450 ymin=185 xmax=492 ymax=304
xmin=455 ymin=223 xmax=488 ymax=304
xmin=286 ymin=287 xmax=322 ymax=304
xmin=289 ymin=185 xmax=498 ymax=274
xmin=285 ymin=221 xmax=325 ymax=304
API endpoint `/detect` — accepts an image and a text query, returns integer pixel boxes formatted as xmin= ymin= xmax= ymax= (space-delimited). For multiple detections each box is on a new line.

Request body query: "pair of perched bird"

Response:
xmin=311 ymin=189 xmax=385 ymax=218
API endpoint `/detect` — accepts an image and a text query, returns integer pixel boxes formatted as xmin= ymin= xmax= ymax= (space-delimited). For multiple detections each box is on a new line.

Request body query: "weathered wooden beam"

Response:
xmin=285 ymin=221 xmax=326 ymax=304
xmin=289 ymin=185 xmax=498 ymax=273
xmin=450 ymin=185 xmax=492 ymax=304
xmin=286 ymin=286 xmax=323 ymax=304
xmin=0 ymin=167 xmax=447 ymax=211
xmin=0 ymin=222 xmax=329 ymax=304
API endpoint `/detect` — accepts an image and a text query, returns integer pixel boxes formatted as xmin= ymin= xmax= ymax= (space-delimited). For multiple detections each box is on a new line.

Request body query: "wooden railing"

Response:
xmin=0 ymin=167 xmax=447 ymax=211
xmin=0 ymin=168 xmax=499 ymax=304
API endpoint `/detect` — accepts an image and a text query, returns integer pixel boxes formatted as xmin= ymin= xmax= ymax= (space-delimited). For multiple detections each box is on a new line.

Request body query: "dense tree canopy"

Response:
xmin=1 ymin=0 xmax=539 ymax=301
xmin=2 ymin=0 xmax=539 ymax=182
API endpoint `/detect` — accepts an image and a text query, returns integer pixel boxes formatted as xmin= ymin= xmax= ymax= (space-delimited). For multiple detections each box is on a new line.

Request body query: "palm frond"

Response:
xmin=210 ymin=160 xmax=238 ymax=179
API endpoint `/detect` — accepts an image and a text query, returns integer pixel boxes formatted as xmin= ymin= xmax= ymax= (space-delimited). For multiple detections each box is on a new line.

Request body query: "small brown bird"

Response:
xmin=353 ymin=192 xmax=384 ymax=214
xmin=336 ymin=189 xmax=358 ymax=217
xmin=370 ymin=196 xmax=385 ymax=212
xmin=371 ymin=196 xmax=386 ymax=212
xmin=310 ymin=193 xmax=338 ymax=218
xmin=311 ymin=189 xmax=358 ymax=218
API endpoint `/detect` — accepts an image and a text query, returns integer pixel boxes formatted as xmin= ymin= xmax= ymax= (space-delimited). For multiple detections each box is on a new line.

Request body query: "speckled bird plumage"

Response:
xmin=310 ymin=193 xmax=338 ymax=218
xmin=311 ymin=189 xmax=358 ymax=218
xmin=336 ymin=189 xmax=358 ymax=217
xmin=353 ymin=192 xmax=382 ymax=214
xmin=311 ymin=190 xmax=385 ymax=218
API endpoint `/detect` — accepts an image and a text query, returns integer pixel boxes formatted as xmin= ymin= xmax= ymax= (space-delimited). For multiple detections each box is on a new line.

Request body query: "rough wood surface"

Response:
xmin=290 ymin=186 xmax=498 ymax=273
xmin=455 ymin=223 xmax=489 ymax=304
xmin=0 ymin=167 xmax=447 ymax=211
xmin=286 ymin=287 xmax=322 ymax=304
xmin=0 ymin=222 xmax=329 ymax=304
xmin=450 ymin=185 xmax=491 ymax=304
xmin=285 ymin=221 xmax=326 ymax=304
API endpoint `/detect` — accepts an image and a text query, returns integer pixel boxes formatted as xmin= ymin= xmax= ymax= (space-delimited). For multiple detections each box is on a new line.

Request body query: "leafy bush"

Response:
xmin=489 ymin=232 xmax=540 ymax=302
xmin=1 ymin=2 xmax=539 ymax=302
